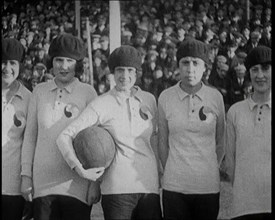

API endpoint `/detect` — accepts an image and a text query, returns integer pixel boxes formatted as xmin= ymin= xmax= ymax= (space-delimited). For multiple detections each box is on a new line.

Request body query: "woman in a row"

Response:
xmin=2 ymin=38 xmax=32 ymax=220
xmin=56 ymin=45 xmax=162 ymax=220
xmin=20 ymin=33 xmax=100 ymax=220
xmin=158 ymin=39 xmax=226 ymax=220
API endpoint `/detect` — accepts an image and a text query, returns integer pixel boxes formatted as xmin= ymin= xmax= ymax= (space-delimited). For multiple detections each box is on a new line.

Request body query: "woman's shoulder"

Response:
xmin=18 ymin=80 xmax=32 ymax=96
xmin=32 ymin=81 xmax=51 ymax=94
xmin=203 ymin=84 xmax=224 ymax=99
xmin=92 ymin=90 xmax=115 ymax=104
xmin=158 ymin=84 xmax=178 ymax=100
xmin=137 ymin=87 xmax=156 ymax=103
xmin=76 ymin=81 xmax=97 ymax=96
xmin=228 ymin=99 xmax=248 ymax=114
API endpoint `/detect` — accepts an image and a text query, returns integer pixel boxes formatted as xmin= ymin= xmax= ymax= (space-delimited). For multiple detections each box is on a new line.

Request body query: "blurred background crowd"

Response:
xmin=2 ymin=0 xmax=272 ymax=112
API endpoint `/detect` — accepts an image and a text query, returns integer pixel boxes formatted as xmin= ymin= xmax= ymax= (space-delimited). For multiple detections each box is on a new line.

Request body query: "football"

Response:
xmin=73 ymin=126 xmax=116 ymax=169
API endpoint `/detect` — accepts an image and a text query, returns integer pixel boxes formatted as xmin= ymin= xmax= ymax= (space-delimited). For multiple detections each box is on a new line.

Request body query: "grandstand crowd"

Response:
xmin=2 ymin=0 xmax=272 ymax=111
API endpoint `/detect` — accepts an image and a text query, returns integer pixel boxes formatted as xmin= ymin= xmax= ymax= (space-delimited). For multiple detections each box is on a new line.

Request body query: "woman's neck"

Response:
xmin=115 ymin=86 xmax=137 ymax=97
xmin=251 ymin=90 xmax=271 ymax=104
xmin=180 ymin=81 xmax=202 ymax=95
xmin=54 ymin=77 xmax=75 ymax=89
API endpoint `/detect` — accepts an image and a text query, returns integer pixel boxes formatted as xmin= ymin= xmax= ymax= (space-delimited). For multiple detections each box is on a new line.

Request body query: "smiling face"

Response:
xmin=2 ymin=60 xmax=20 ymax=89
xmin=52 ymin=56 xmax=76 ymax=86
xmin=114 ymin=66 xmax=137 ymax=92
xmin=249 ymin=63 xmax=271 ymax=94
xmin=179 ymin=57 xmax=206 ymax=88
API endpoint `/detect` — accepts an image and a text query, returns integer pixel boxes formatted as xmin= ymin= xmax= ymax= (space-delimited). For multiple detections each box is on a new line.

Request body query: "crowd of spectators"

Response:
xmin=2 ymin=0 xmax=272 ymax=111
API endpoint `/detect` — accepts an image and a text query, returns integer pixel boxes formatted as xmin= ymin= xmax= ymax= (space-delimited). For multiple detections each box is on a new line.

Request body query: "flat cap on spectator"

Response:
xmin=218 ymin=62 xmax=229 ymax=71
xmin=27 ymin=31 xmax=35 ymax=37
xmin=233 ymin=31 xmax=243 ymax=39
xmin=216 ymin=55 xmax=227 ymax=63
xmin=237 ymin=51 xmax=247 ymax=59
xmin=251 ymin=31 xmax=261 ymax=39
xmin=234 ymin=64 xmax=246 ymax=72
xmin=48 ymin=33 xmax=85 ymax=61
xmin=34 ymin=63 xmax=47 ymax=70
xmin=108 ymin=45 xmax=142 ymax=73
xmin=148 ymin=49 xmax=159 ymax=57
xmin=176 ymin=39 xmax=209 ymax=64
xmin=123 ymin=30 xmax=132 ymax=37
xmin=2 ymin=38 xmax=25 ymax=62
xmin=100 ymin=35 xmax=109 ymax=42
xmin=245 ymin=46 xmax=271 ymax=70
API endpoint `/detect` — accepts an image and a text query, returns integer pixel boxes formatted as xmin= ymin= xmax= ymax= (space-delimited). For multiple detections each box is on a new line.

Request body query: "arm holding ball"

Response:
xmin=56 ymin=103 xmax=105 ymax=181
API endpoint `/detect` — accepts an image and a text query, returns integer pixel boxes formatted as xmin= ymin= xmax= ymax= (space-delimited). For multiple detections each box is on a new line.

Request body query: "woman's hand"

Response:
xmin=21 ymin=175 xmax=33 ymax=201
xmin=86 ymin=181 xmax=101 ymax=205
xmin=74 ymin=166 xmax=105 ymax=181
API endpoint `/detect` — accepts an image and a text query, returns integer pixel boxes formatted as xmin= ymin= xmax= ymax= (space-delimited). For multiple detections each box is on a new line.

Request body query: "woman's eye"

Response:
xmin=262 ymin=64 xmax=271 ymax=71
xmin=182 ymin=61 xmax=189 ymax=65
xmin=10 ymin=61 xmax=17 ymax=66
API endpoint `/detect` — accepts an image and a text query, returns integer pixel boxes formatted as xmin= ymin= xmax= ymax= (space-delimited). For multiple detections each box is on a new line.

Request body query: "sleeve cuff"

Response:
xmin=64 ymin=152 xmax=83 ymax=170
xmin=21 ymin=164 xmax=32 ymax=177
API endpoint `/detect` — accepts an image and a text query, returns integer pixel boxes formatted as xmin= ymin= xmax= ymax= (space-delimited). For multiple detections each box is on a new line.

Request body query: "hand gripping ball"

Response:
xmin=73 ymin=126 xmax=116 ymax=169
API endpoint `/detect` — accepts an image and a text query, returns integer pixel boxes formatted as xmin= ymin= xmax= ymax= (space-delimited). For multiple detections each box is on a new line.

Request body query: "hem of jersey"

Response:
xmin=33 ymin=191 xmax=88 ymax=205
xmin=2 ymin=192 xmax=22 ymax=196
xmin=230 ymin=209 xmax=272 ymax=219
xmin=162 ymin=186 xmax=220 ymax=194
xmin=101 ymin=188 xmax=160 ymax=195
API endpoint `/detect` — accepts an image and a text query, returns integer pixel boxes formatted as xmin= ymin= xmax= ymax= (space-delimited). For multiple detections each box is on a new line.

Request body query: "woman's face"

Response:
xmin=2 ymin=60 xmax=20 ymax=89
xmin=114 ymin=66 xmax=136 ymax=92
xmin=249 ymin=64 xmax=271 ymax=94
xmin=179 ymin=57 xmax=205 ymax=88
xmin=52 ymin=56 xmax=76 ymax=85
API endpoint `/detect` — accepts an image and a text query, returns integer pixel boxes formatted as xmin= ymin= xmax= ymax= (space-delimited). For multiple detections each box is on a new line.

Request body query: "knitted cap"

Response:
xmin=48 ymin=34 xmax=85 ymax=61
xmin=176 ymin=39 xmax=209 ymax=64
xmin=2 ymin=38 xmax=25 ymax=62
xmin=108 ymin=45 xmax=142 ymax=73
xmin=245 ymin=46 xmax=271 ymax=70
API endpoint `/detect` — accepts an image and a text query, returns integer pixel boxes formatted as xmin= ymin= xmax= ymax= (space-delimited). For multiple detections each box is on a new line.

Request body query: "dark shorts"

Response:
xmin=162 ymin=189 xmax=220 ymax=220
xmin=2 ymin=195 xmax=25 ymax=220
xmin=33 ymin=195 xmax=91 ymax=220
xmin=101 ymin=193 xmax=162 ymax=220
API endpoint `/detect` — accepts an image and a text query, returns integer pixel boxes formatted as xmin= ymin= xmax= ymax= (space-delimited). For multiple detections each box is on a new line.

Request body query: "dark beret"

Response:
xmin=48 ymin=34 xmax=85 ymax=61
xmin=245 ymin=46 xmax=271 ymax=70
xmin=176 ymin=39 xmax=209 ymax=64
xmin=2 ymin=38 xmax=25 ymax=62
xmin=108 ymin=45 xmax=142 ymax=73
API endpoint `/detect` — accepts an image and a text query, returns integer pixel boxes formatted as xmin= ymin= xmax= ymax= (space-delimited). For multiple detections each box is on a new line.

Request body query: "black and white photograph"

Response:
xmin=2 ymin=0 xmax=271 ymax=219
